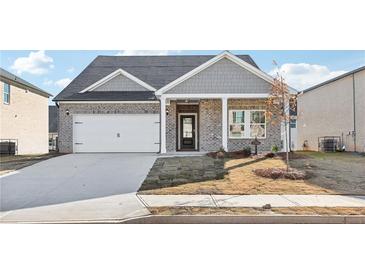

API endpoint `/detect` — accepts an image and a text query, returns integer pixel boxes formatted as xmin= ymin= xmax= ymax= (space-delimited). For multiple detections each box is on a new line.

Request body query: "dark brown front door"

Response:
xmin=180 ymin=115 xmax=195 ymax=150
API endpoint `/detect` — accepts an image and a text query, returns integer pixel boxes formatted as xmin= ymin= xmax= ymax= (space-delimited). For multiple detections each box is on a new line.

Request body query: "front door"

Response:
xmin=180 ymin=115 xmax=196 ymax=150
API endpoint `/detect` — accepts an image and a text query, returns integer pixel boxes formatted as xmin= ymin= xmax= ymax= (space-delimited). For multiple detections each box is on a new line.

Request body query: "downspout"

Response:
xmin=352 ymin=73 xmax=356 ymax=152
xmin=158 ymin=97 xmax=162 ymax=154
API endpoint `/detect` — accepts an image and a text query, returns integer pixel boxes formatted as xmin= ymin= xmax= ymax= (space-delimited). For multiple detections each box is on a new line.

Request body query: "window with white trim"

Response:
xmin=250 ymin=110 xmax=266 ymax=138
xmin=229 ymin=110 xmax=245 ymax=138
xmin=229 ymin=110 xmax=266 ymax=139
xmin=3 ymin=82 xmax=10 ymax=104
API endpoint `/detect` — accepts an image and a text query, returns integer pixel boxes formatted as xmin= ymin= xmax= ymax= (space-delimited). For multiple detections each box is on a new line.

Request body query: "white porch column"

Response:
xmin=160 ymin=96 xmax=167 ymax=154
xmin=222 ymin=97 xmax=228 ymax=151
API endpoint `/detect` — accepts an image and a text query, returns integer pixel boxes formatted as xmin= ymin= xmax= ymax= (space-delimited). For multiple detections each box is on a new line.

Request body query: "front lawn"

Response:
xmin=290 ymin=151 xmax=365 ymax=194
xmin=139 ymin=152 xmax=365 ymax=195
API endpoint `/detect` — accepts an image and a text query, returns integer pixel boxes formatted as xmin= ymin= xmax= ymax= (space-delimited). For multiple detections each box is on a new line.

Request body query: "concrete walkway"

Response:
xmin=138 ymin=194 xmax=365 ymax=208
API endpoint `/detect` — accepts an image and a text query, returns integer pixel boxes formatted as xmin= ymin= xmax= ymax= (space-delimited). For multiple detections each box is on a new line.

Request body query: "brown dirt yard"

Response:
xmin=0 ymin=152 xmax=63 ymax=176
xmin=139 ymin=152 xmax=365 ymax=195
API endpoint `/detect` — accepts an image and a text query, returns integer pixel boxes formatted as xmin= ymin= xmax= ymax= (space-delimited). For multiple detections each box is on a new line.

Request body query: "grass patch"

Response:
xmin=294 ymin=151 xmax=363 ymax=161
xmin=140 ymin=151 xmax=365 ymax=195
xmin=140 ymin=156 xmax=333 ymax=195
xmin=148 ymin=206 xmax=365 ymax=216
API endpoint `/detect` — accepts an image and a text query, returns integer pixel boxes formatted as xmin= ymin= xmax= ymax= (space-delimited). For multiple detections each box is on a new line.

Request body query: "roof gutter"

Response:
xmin=0 ymin=76 xmax=52 ymax=98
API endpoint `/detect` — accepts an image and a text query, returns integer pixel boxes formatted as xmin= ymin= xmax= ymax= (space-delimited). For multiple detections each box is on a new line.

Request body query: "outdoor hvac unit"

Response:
xmin=318 ymin=136 xmax=341 ymax=152
xmin=0 ymin=139 xmax=18 ymax=155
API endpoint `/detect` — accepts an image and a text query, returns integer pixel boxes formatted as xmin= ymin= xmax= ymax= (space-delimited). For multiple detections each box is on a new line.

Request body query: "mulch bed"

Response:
xmin=253 ymin=167 xmax=308 ymax=180
xmin=207 ymin=150 xmax=251 ymax=159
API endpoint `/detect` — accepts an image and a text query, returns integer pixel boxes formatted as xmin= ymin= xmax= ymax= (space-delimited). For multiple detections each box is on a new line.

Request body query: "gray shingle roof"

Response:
xmin=49 ymin=105 xmax=59 ymax=133
xmin=0 ymin=67 xmax=52 ymax=97
xmin=64 ymin=91 xmax=156 ymax=101
xmin=53 ymin=54 xmax=259 ymax=101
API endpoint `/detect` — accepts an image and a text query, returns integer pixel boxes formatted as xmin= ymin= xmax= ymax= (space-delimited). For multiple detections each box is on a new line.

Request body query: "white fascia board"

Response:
xmin=155 ymin=51 xmax=296 ymax=95
xmin=160 ymin=93 xmax=269 ymax=100
xmin=58 ymin=101 xmax=159 ymax=104
xmin=79 ymin=68 xmax=156 ymax=93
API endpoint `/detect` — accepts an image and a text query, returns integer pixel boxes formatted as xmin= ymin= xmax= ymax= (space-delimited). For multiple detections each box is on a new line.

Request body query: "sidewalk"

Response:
xmin=138 ymin=194 xmax=365 ymax=208
xmin=0 ymin=193 xmax=149 ymax=223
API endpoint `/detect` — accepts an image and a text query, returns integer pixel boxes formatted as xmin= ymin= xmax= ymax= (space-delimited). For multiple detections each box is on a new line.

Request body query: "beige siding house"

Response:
xmin=0 ymin=68 xmax=51 ymax=155
xmin=297 ymin=66 xmax=365 ymax=152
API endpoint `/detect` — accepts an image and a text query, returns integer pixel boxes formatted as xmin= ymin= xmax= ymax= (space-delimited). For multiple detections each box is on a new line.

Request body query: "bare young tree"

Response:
xmin=266 ymin=64 xmax=295 ymax=171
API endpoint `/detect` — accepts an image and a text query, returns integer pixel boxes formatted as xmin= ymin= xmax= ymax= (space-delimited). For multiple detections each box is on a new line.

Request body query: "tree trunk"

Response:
xmin=284 ymin=118 xmax=290 ymax=172
xmin=283 ymin=91 xmax=290 ymax=172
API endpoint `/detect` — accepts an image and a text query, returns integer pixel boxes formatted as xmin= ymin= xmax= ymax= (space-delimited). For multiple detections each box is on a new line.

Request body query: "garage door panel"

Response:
xmin=73 ymin=114 xmax=160 ymax=153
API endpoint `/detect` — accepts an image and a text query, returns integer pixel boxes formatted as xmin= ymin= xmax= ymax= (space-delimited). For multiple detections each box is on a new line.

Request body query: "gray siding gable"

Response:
xmin=165 ymin=58 xmax=271 ymax=94
xmin=93 ymin=74 xmax=149 ymax=92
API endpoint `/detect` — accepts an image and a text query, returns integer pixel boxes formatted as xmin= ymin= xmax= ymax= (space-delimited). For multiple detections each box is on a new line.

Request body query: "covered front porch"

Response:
xmin=159 ymin=93 xmax=277 ymax=154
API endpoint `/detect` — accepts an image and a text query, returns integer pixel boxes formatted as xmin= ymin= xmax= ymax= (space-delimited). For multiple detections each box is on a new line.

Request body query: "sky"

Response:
xmin=1 ymin=50 xmax=364 ymax=105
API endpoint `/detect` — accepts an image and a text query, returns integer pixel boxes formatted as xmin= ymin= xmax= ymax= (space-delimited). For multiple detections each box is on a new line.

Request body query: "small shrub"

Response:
xmin=265 ymin=152 xmax=275 ymax=158
xmin=207 ymin=147 xmax=226 ymax=159
xmin=242 ymin=146 xmax=251 ymax=156
xmin=216 ymin=151 xmax=225 ymax=159
xmin=271 ymin=145 xmax=279 ymax=153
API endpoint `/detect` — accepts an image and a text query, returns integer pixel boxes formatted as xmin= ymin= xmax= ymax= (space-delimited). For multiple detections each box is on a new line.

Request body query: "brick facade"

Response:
xmin=199 ymin=99 xmax=222 ymax=151
xmin=58 ymin=102 xmax=159 ymax=153
xmin=166 ymin=101 xmax=177 ymax=152
xmin=165 ymin=99 xmax=280 ymax=153
xmin=58 ymin=99 xmax=281 ymax=154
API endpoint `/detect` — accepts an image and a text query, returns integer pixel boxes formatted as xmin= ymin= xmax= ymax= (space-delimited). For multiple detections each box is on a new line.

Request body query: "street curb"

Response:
xmin=121 ymin=215 xmax=365 ymax=224
xmin=2 ymin=215 xmax=365 ymax=224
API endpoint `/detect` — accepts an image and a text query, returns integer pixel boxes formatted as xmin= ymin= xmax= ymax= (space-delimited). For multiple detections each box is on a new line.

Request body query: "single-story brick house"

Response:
xmin=53 ymin=51 xmax=292 ymax=154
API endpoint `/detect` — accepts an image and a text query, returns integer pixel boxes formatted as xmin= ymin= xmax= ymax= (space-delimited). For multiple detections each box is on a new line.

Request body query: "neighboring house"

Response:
xmin=289 ymin=95 xmax=298 ymax=151
xmin=54 ymin=51 xmax=293 ymax=154
xmin=298 ymin=66 xmax=365 ymax=152
xmin=49 ymin=105 xmax=59 ymax=151
xmin=0 ymin=68 xmax=51 ymax=155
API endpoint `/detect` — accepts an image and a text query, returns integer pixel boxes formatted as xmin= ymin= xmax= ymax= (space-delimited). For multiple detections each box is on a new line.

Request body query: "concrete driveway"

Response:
xmin=0 ymin=153 xmax=156 ymax=222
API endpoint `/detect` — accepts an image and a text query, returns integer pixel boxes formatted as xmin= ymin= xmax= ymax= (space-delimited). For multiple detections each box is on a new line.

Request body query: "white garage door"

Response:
xmin=73 ymin=114 xmax=160 ymax=153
